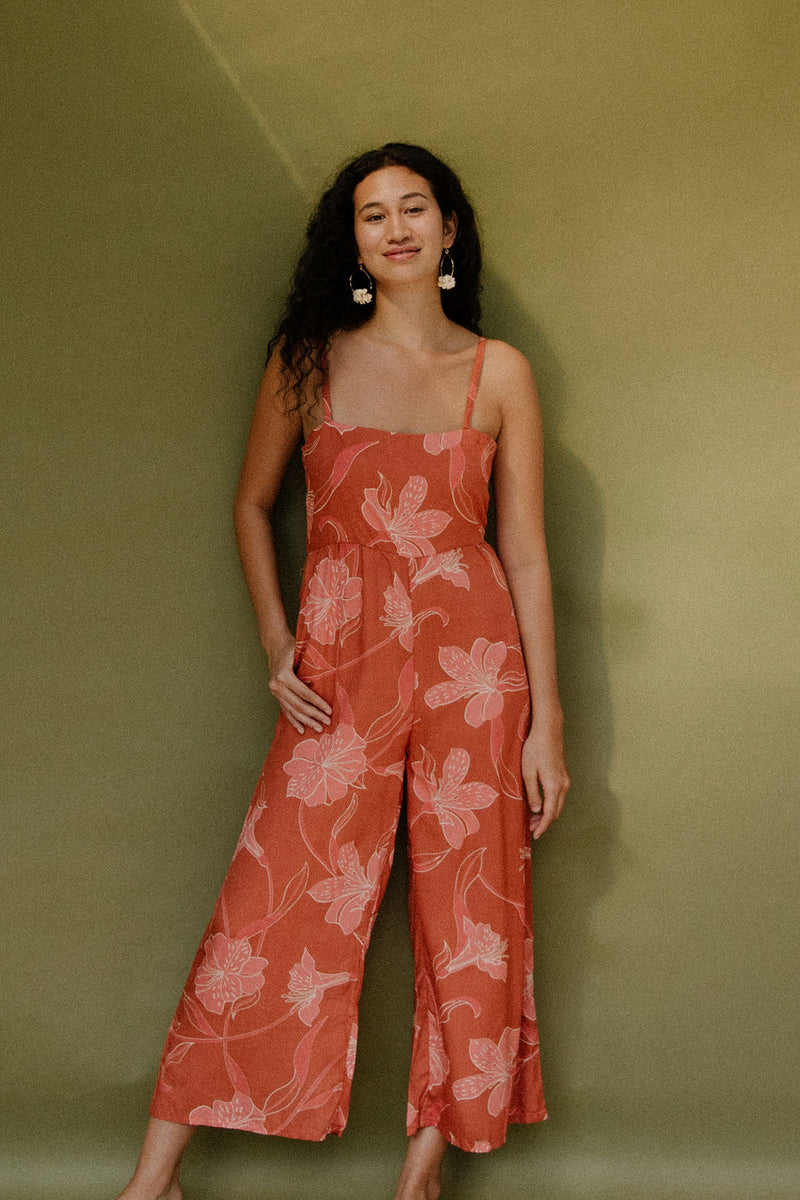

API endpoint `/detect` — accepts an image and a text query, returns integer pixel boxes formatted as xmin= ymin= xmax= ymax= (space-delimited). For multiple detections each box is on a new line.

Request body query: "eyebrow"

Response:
xmin=357 ymin=191 xmax=430 ymax=214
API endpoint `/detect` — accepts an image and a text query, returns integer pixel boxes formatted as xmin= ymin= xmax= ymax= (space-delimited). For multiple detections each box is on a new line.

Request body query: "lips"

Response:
xmin=384 ymin=248 xmax=419 ymax=259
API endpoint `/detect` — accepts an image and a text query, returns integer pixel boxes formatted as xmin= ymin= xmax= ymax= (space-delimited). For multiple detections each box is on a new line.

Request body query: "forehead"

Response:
xmin=353 ymin=165 xmax=435 ymax=210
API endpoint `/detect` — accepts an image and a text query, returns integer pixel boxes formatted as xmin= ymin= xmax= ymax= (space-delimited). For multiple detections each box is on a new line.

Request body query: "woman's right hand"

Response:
xmin=266 ymin=635 xmax=332 ymax=735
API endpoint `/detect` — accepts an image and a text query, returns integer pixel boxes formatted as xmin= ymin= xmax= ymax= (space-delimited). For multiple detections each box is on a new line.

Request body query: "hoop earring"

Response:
xmin=437 ymin=247 xmax=456 ymax=290
xmin=349 ymin=263 xmax=374 ymax=304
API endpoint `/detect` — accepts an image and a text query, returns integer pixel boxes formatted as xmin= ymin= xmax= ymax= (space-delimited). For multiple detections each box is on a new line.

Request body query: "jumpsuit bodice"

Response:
xmin=302 ymin=336 xmax=496 ymax=557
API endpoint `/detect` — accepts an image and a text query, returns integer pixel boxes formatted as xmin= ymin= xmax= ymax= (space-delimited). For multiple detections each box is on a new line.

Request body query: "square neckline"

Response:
xmin=307 ymin=335 xmax=496 ymax=447
xmin=304 ymin=419 xmax=497 ymax=449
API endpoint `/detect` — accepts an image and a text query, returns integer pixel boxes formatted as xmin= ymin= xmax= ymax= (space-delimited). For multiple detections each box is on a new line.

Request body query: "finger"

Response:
xmin=530 ymin=811 xmax=552 ymax=839
xmin=291 ymin=679 xmax=333 ymax=717
xmin=286 ymin=701 xmax=326 ymax=733
xmin=276 ymin=682 xmax=332 ymax=732
xmin=526 ymin=774 xmax=544 ymax=814
xmin=531 ymin=783 xmax=560 ymax=839
xmin=293 ymin=693 xmax=333 ymax=729
xmin=284 ymin=709 xmax=304 ymax=734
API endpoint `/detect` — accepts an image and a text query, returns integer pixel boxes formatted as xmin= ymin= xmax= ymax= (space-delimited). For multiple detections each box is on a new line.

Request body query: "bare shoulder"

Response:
xmin=482 ymin=337 xmax=537 ymax=390
xmin=480 ymin=338 xmax=540 ymax=431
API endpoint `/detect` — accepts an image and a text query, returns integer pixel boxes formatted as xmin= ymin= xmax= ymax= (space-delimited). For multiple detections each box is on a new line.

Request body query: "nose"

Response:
xmin=385 ymin=212 xmax=411 ymax=243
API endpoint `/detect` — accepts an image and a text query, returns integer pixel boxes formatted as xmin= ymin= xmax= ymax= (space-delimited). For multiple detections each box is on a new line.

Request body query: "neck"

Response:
xmin=365 ymin=281 xmax=454 ymax=352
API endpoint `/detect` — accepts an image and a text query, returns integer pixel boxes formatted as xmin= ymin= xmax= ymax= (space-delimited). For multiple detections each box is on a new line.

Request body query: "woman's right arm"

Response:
xmin=232 ymin=346 xmax=332 ymax=735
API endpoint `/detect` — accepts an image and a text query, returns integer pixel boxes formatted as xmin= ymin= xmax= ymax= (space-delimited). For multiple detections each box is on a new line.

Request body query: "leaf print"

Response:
xmin=237 ymin=862 xmax=310 ymax=940
xmin=262 ymin=1017 xmax=326 ymax=1112
xmin=479 ymin=542 xmax=511 ymax=592
xmin=346 ymin=1022 xmax=359 ymax=1079
xmin=479 ymin=439 xmax=496 ymax=481
xmin=523 ymin=935 xmax=537 ymax=1021
xmin=362 ymin=471 xmax=451 ymax=556
xmin=235 ymin=795 xmax=268 ymax=863
xmin=427 ymin=1011 xmax=450 ymax=1087
xmin=194 ymin=933 xmax=269 ymax=1015
xmin=300 ymin=556 xmax=363 ymax=644
xmin=420 ymin=428 xmax=489 ymax=525
xmin=180 ymin=993 xmax=220 ymax=1039
xmin=434 ymin=846 xmax=508 ymax=981
xmin=422 ymin=429 xmax=464 ymax=454
xmin=304 ymin=487 xmax=315 ymax=538
xmin=312 ymin=440 xmax=382 ymax=510
xmin=283 ymin=723 xmax=368 ymax=806
xmin=282 ymin=948 xmax=352 ymax=1026
xmin=411 ymin=746 xmax=497 ymax=848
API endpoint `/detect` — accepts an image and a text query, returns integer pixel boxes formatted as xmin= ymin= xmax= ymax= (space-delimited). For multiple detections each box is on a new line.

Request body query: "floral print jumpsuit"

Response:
xmin=148 ymin=336 xmax=548 ymax=1152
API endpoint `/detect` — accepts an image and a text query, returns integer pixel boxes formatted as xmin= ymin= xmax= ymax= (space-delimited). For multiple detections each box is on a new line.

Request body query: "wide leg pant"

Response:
xmin=148 ymin=541 xmax=547 ymax=1153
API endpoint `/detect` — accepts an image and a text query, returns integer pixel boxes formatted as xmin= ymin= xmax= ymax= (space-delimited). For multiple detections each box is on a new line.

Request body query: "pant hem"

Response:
xmin=148 ymin=1101 xmax=347 ymax=1143
xmin=408 ymin=1106 xmax=548 ymax=1153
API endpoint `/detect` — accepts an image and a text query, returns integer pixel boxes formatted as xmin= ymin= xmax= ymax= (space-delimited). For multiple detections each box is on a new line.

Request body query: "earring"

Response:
xmin=349 ymin=262 xmax=374 ymax=304
xmin=437 ymin=247 xmax=456 ymax=290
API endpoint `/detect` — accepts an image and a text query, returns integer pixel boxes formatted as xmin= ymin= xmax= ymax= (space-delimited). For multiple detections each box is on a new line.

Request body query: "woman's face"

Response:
xmin=352 ymin=165 xmax=457 ymax=289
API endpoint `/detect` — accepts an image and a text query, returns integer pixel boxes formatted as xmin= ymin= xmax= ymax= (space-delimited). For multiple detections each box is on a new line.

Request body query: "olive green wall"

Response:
xmin=3 ymin=2 xmax=798 ymax=1198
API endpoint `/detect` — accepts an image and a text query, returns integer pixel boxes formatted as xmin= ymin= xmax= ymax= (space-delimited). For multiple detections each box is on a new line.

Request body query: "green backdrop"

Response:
xmin=3 ymin=2 xmax=798 ymax=1197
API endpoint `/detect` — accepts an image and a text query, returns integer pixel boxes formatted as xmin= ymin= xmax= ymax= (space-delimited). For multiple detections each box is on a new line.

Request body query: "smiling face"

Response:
xmin=352 ymin=165 xmax=457 ymax=289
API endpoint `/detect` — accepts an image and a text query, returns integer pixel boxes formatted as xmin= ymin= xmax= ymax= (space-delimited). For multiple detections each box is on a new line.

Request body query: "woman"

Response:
xmin=116 ymin=142 xmax=569 ymax=1200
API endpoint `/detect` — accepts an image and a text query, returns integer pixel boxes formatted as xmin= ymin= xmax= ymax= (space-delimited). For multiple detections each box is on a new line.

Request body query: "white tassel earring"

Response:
xmin=350 ymin=262 xmax=374 ymax=304
xmin=437 ymin=247 xmax=456 ymax=290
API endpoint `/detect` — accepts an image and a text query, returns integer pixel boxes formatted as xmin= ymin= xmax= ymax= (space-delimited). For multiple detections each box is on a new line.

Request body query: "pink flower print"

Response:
xmin=362 ymin=472 xmax=451 ymax=556
xmin=522 ymin=935 xmax=537 ymax=1022
xmin=381 ymin=571 xmax=414 ymax=650
xmin=422 ymin=429 xmax=464 ymax=454
xmin=424 ymin=637 xmax=516 ymax=726
xmin=284 ymin=723 xmax=367 ymax=806
xmin=410 ymin=548 xmax=471 ymax=591
xmin=283 ymin=947 xmax=352 ymax=1026
xmin=412 ymin=747 xmax=497 ymax=849
xmin=194 ymin=933 xmax=269 ymax=1015
xmin=452 ymin=1026 xmax=520 ymax=1117
xmin=441 ymin=916 xmax=508 ymax=980
xmin=471 ymin=1140 xmax=493 ymax=1153
xmin=300 ymin=556 xmax=362 ymax=644
xmin=427 ymin=1011 xmax=450 ymax=1087
xmin=190 ymin=1090 xmax=267 ymax=1133
xmin=346 ymin=1021 xmax=358 ymax=1079
xmin=307 ymin=840 xmax=383 ymax=934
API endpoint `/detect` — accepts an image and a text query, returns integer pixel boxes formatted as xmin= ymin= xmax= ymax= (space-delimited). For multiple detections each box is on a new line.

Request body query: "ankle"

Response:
xmin=131 ymin=1167 xmax=181 ymax=1198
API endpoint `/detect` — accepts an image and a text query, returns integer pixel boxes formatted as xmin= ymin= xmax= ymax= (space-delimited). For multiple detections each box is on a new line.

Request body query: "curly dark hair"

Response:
xmin=266 ymin=142 xmax=483 ymax=414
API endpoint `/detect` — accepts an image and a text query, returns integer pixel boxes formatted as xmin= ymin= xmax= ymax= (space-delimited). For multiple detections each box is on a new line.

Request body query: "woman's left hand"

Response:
xmin=521 ymin=721 xmax=570 ymax=840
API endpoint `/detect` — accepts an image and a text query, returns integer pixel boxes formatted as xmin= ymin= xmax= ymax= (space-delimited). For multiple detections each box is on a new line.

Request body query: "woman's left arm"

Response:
xmin=489 ymin=341 xmax=570 ymax=839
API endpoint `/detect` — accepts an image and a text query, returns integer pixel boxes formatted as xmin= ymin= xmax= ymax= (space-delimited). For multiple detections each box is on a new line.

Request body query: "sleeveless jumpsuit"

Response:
xmin=148 ymin=336 xmax=548 ymax=1153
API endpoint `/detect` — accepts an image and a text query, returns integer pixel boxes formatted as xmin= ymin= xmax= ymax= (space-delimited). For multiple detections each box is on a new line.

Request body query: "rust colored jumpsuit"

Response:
xmin=148 ymin=336 xmax=548 ymax=1153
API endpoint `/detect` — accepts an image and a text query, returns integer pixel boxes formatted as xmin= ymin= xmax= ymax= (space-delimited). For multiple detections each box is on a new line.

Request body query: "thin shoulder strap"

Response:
xmin=319 ymin=348 xmax=333 ymax=420
xmin=463 ymin=336 xmax=487 ymax=429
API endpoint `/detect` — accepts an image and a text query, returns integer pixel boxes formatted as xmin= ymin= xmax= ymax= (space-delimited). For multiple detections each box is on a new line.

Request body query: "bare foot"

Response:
xmin=115 ymin=1176 xmax=181 ymax=1200
xmin=393 ymin=1127 xmax=447 ymax=1200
